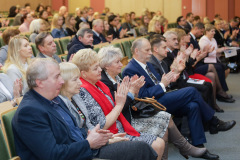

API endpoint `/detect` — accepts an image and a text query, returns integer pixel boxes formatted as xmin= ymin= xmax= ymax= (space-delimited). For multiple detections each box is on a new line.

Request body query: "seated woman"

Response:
xmin=39 ymin=10 xmax=51 ymax=31
xmin=139 ymin=14 xmax=150 ymax=36
xmin=0 ymin=28 xmax=20 ymax=65
xmin=51 ymin=13 xmax=68 ymax=38
xmin=107 ymin=15 xmax=127 ymax=39
xmin=19 ymin=13 xmax=33 ymax=33
xmin=58 ymin=62 xmax=158 ymax=160
xmin=65 ymin=14 xmax=77 ymax=36
xmin=29 ymin=19 xmax=47 ymax=43
xmin=121 ymin=13 xmax=135 ymax=36
xmin=3 ymin=35 xmax=32 ymax=94
xmin=196 ymin=24 xmax=234 ymax=103
xmin=148 ymin=16 xmax=162 ymax=38
xmin=72 ymin=49 xmax=207 ymax=160
xmin=130 ymin=12 xmax=139 ymax=27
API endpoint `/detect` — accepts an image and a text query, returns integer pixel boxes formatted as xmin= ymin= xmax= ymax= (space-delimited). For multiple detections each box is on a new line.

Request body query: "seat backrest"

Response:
xmin=30 ymin=43 xmax=39 ymax=57
xmin=59 ymin=37 xmax=71 ymax=54
xmin=0 ymin=36 xmax=5 ymax=48
xmin=0 ymin=127 xmax=10 ymax=160
xmin=1 ymin=108 xmax=18 ymax=157
xmin=121 ymin=41 xmax=132 ymax=59
xmin=54 ymin=39 xmax=64 ymax=55
xmin=113 ymin=43 xmax=125 ymax=56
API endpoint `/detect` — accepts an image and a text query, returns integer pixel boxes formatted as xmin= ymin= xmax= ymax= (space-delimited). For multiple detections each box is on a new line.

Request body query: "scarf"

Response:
xmin=80 ymin=77 xmax=140 ymax=137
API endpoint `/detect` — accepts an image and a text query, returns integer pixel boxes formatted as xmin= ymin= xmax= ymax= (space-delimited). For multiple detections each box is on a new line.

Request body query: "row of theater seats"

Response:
xmin=0 ymin=98 xmax=21 ymax=160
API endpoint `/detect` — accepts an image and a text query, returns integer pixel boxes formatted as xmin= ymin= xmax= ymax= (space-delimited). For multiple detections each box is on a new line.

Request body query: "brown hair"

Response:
xmin=2 ymin=28 xmax=20 ymax=45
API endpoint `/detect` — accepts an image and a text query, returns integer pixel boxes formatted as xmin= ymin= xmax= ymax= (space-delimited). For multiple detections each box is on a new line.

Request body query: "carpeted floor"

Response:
xmin=168 ymin=73 xmax=240 ymax=160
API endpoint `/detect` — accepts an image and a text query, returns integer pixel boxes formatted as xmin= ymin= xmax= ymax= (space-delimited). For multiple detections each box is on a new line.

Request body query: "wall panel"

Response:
xmin=182 ymin=0 xmax=192 ymax=17
xmin=163 ymin=0 xmax=182 ymax=23
xmin=90 ymin=0 xmax=105 ymax=13
xmin=192 ymin=0 xmax=206 ymax=18
xmin=214 ymin=0 xmax=228 ymax=21
xmin=68 ymin=0 xmax=90 ymax=13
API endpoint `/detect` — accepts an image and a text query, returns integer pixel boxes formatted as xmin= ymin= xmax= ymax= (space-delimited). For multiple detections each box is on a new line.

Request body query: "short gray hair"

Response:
xmin=92 ymin=19 xmax=103 ymax=27
xmin=29 ymin=19 xmax=42 ymax=33
xmin=76 ymin=28 xmax=93 ymax=37
xmin=163 ymin=31 xmax=177 ymax=40
xmin=98 ymin=45 xmax=123 ymax=69
xmin=27 ymin=58 xmax=59 ymax=89
xmin=131 ymin=38 xmax=148 ymax=54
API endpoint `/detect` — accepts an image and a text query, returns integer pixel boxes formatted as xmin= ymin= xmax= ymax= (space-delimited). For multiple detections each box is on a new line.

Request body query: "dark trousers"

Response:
xmin=157 ymin=87 xmax=215 ymax=145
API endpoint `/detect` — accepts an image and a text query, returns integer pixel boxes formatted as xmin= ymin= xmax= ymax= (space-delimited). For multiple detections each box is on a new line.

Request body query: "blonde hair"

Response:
xmin=72 ymin=49 xmax=98 ymax=72
xmin=59 ymin=62 xmax=80 ymax=96
xmin=3 ymin=35 xmax=31 ymax=80
xmin=65 ymin=14 xmax=76 ymax=30
xmin=51 ymin=13 xmax=63 ymax=30
xmin=203 ymin=17 xmax=211 ymax=25
xmin=148 ymin=15 xmax=161 ymax=33
xmin=205 ymin=24 xmax=215 ymax=32
xmin=169 ymin=28 xmax=186 ymax=43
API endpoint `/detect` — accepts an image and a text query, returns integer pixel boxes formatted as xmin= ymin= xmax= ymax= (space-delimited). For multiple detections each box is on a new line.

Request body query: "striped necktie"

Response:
xmin=146 ymin=65 xmax=159 ymax=85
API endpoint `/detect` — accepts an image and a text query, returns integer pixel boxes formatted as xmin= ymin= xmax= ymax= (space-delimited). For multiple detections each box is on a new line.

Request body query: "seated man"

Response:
xmin=35 ymin=32 xmax=62 ymax=63
xmin=67 ymin=28 xmax=93 ymax=61
xmin=122 ymin=38 xmax=235 ymax=155
xmin=12 ymin=58 xmax=158 ymax=160
xmin=92 ymin=19 xmax=108 ymax=45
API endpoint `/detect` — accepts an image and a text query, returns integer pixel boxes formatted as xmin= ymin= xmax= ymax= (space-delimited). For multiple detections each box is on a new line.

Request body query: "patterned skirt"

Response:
xmin=131 ymin=111 xmax=171 ymax=139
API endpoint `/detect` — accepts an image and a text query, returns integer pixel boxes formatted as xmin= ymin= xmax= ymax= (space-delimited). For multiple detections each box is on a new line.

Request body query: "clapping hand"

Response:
xmin=87 ymin=124 xmax=113 ymax=149
xmin=109 ymin=133 xmax=129 ymax=144
xmin=114 ymin=76 xmax=130 ymax=111
xmin=13 ymin=79 xmax=22 ymax=98
xmin=129 ymin=75 xmax=145 ymax=97
xmin=184 ymin=44 xmax=194 ymax=56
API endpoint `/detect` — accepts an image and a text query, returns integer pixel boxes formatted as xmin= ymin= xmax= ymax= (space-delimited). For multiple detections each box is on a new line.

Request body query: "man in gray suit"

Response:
xmin=35 ymin=32 xmax=62 ymax=63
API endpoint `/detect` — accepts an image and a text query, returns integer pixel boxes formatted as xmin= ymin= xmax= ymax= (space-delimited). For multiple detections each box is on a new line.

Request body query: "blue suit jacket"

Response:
xmin=12 ymin=89 xmax=93 ymax=160
xmin=93 ymin=31 xmax=107 ymax=45
xmin=122 ymin=58 xmax=164 ymax=99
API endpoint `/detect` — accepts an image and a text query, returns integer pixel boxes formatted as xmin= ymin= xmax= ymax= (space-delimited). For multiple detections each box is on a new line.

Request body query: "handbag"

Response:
xmin=131 ymin=96 xmax=166 ymax=118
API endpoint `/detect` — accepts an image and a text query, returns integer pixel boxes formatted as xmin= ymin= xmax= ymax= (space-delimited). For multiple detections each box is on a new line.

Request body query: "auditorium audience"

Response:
xmin=0 ymin=28 xmax=20 ymax=65
xmin=72 ymin=49 xmax=165 ymax=160
xmin=12 ymin=58 xmax=158 ymax=160
xmin=148 ymin=16 xmax=162 ymax=37
xmin=122 ymin=38 xmax=235 ymax=157
xmin=3 ymin=35 xmax=32 ymax=94
xmin=67 ymin=28 xmax=93 ymax=61
xmin=19 ymin=13 xmax=33 ymax=33
xmin=97 ymin=45 xmax=208 ymax=159
xmin=35 ymin=32 xmax=62 ymax=63
xmin=65 ymin=14 xmax=77 ymax=36
xmin=51 ymin=13 xmax=68 ymax=38
xmin=189 ymin=23 xmax=235 ymax=103
xmin=45 ymin=5 xmax=52 ymax=16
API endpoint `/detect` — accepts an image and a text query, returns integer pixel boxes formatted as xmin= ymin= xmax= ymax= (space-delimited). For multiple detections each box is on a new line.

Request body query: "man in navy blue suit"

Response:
xmin=92 ymin=19 xmax=112 ymax=45
xmin=12 ymin=58 xmax=158 ymax=160
xmin=122 ymin=38 xmax=235 ymax=158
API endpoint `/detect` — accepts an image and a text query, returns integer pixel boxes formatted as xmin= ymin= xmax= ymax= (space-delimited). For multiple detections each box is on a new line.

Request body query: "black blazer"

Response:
xmin=100 ymin=71 xmax=132 ymax=124
xmin=189 ymin=34 xmax=200 ymax=50
xmin=214 ymin=30 xmax=225 ymax=47
xmin=107 ymin=25 xmax=120 ymax=39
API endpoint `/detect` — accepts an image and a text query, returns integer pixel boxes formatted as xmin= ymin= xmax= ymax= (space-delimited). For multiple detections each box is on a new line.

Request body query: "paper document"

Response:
xmin=224 ymin=47 xmax=239 ymax=58
xmin=187 ymin=78 xmax=205 ymax=84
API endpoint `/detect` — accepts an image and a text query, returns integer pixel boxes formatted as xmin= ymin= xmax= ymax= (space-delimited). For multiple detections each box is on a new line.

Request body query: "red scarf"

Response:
xmin=80 ymin=77 xmax=140 ymax=137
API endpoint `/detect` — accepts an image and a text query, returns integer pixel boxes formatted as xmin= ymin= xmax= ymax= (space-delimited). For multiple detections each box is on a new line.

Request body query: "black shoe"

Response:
xmin=209 ymin=120 xmax=236 ymax=134
xmin=216 ymin=95 xmax=235 ymax=103
xmin=200 ymin=150 xmax=219 ymax=160
xmin=215 ymin=107 xmax=224 ymax=113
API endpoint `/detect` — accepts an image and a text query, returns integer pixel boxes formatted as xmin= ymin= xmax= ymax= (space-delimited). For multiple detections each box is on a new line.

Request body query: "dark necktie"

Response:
xmin=159 ymin=61 xmax=166 ymax=75
xmin=146 ymin=65 xmax=159 ymax=85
